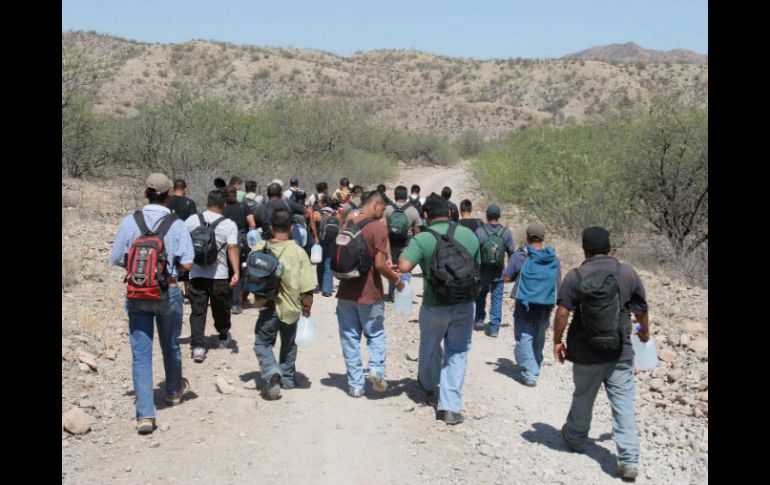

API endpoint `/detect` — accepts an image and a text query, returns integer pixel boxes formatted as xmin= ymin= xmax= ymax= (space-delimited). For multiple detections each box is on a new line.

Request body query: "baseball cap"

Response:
xmin=290 ymin=176 xmax=299 ymax=185
xmin=486 ymin=203 xmax=501 ymax=218
xmin=526 ymin=222 xmax=546 ymax=239
xmin=146 ymin=173 xmax=171 ymax=193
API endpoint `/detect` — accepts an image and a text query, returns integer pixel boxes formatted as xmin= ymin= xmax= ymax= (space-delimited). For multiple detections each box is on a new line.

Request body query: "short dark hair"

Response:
xmin=460 ymin=199 xmax=472 ymax=213
xmin=441 ymin=186 xmax=452 ymax=200
xmin=423 ymin=193 xmax=450 ymax=219
xmin=528 ymin=234 xmax=544 ymax=243
xmin=214 ymin=177 xmax=227 ymax=190
xmin=292 ymin=189 xmax=307 ymax=204
xmin=207 ymin=190 xmax=227 ymax=208
xmin=318 ymin=194 xmax=331 ymax=207
xmin=352 ymin=185 xmax=364 ymax=196
xmin=361 ymin=190 xmax=385 ymax=206
xmin=394 ymin=185 xmax=408 ymax=201
xmin=377 ymin=184 xmax=387 ymax=193
xmin=411 ymin=184 xmax=420 ymax=194
xmin=229 ymin=176 xmax=243 ymax=186
xmin=316 ymin=182 xmax=328 ymax=193
xmin=270 ymin=208 xmax=292 ymax=234
xmin=340 ymin=177 xmax=350 ymax=187
xmin=245 ymin=180 xmax=257 ymax=193
xmin=173 ymin=179 xmax=187 ymax=190
xmin=267 ymin=182 xmax=282 ymax=198
xmin=146 ymin=188 xmax=170 ymax=204
xmin=224 ymin=184 xmax=238 ymax=203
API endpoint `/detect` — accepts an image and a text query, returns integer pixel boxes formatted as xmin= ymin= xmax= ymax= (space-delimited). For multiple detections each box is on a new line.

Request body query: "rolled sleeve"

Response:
xmin=226 ymin=222 xmax=238 ymax=245
xmin=400 ymin=236 xmax=423 ymax=265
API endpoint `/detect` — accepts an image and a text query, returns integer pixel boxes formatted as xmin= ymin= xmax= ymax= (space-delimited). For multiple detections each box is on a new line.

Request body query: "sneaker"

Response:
xmin=231 ymin=305 xmax=242 ymax=315
xmin=192 ymin=347 xmax=206 ymax=363
xmin=322 ymin=292 xmax=332 ymax=297
xmin=261 ymin=373 xmax=282 ymax=400
xmin=514 ymin=374 xmax=537 ymax=387
xmin=218 ymin=332 xmax=231 ymax=349
xmin=473 ymin=319 xmax=486 ymax=331
xmin=485 ymin=328 xmax=499 ymax=338
xmin=347 ymin=387 xmax=364 ymax=398
xmin=370 ymin=374 xmax=388 ymax=393
xmin=136 ymin=418 xmax=156 ymax=435
xmin=618 ymin=465 xmax=638 ymax=480
xmin=561 ymin=423 xmax=586 ymax=453
xmin=436 ymin=410 xmax=464 ymax=425
xmin=165 ymin=378 xmax=191 ymax=406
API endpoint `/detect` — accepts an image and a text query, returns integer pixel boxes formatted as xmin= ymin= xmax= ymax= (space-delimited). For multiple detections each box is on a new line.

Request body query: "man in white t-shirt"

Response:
xmin=184 ymin=190 xmax=240 ymax=363
xmin=283 ymin=176 xmax=301 ymax=200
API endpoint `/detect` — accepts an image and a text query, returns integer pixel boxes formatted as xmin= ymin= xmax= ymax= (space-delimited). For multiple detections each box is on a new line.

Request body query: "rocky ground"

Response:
xmin=61 ymin=165 xmax=707 ymax=484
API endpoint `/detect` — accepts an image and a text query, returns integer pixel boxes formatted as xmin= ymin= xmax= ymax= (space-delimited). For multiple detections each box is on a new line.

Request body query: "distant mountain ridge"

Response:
xmin=563 ymin=42 xmax=707 ymax=64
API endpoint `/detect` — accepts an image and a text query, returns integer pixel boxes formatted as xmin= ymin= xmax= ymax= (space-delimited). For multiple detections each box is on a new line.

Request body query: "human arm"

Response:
xmin=553 ymin=305 xmax=570 ymax=364
xmin=375 ymin=250 xmax=405 ymax=291
xmin=227 ymin=245 xmax=240 ymax=288
xmin=246 ymin=213 xmax=257 ymax=230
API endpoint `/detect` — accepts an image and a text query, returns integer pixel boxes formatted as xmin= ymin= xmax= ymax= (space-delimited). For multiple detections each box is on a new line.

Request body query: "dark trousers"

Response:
xmin=189 ymin=278 xmax=232 ymax=348
xmin=253 ymin=308 xmax=298 ymax=386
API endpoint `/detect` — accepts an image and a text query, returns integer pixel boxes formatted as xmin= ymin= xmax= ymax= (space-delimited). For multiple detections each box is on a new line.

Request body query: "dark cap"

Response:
xmin=486 ymin=203 xmax=501 ymax=219
xmin=290 ymin=176 xmax=299 ymax=185
xmin=582 ymin=226 xmax=611 ymax=254
xmin=526 ymin=222 xmax=546 ymax=239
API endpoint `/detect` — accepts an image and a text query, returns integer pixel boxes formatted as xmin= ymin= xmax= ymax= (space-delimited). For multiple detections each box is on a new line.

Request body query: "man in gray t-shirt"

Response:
xmin=184 ymin=190 xmax=240 ymax=363
xmin=383 ymin=185 xmax=421 ymax=301
xmin=552 ymin=226 xmax=650 ymax=480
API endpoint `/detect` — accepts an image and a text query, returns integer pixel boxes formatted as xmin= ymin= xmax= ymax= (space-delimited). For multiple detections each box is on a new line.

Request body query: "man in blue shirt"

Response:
xmin=109 ymin=173 xmax=195 ymax=435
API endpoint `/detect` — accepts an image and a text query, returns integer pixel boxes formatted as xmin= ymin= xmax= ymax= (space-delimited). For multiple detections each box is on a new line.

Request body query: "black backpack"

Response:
xmin=243 ymin=243 xmax=281 ymax=300
xmin=190 ymin=214 xmax=226 ymax=265
xmin=424 ymin=223 xmax=479 ymax=304
xmin=330 ymin=217 xmax=374 ymax=279
xmin=574 ymin=261 xmax=624 ymax=353
xmin=260 ymin=200 xmax=292 ymax=240
xmin=319 ymin=211 xmax=340 ymax=244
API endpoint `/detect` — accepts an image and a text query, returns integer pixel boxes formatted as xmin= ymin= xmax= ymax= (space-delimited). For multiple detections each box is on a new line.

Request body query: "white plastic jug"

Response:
xmin=247 ymin=228 xmax=261 ymax=249
xmin=504 ymin=282 xmax=514 ymax=296
xmin=295 ymin=315 xmax=316 ymax=347
xmin=631 ymin=334 xmax=658 ymax=370
xmin=310 ymin=244 xmax=322 ymax=264
xmin=394 ymin=275 xmax=413 ymax=316
xmin=298 ymin=226 xmax=308 ymax=247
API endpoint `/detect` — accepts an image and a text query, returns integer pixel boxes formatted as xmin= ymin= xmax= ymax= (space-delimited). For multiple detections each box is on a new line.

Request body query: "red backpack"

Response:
xmin=124 ymin=211 xmax=178 ymax=300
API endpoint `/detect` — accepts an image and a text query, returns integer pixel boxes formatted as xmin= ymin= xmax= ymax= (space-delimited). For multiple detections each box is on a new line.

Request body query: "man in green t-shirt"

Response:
xmin=252 ymin=208 xmax=317 ymax=401
xmin=398 ymin=194 xmax=480 ymax=425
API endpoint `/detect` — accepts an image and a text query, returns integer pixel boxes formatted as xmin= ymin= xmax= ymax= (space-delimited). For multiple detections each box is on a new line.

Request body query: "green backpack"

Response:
xmin=480 ymin=225 xmax=506 ymax=267
xmin=387 ymin=201 xmax=412 ymax=241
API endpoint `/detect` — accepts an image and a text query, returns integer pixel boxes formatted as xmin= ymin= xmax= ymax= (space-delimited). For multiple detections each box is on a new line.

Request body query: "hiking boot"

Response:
xmin=231 ymin=304 xmax=242 ymax=315
xmin=418 ymin=380 xmax=438 ymax=406
xmin=369 ymin=374 xmax=388 ymax=393
xmin=136 ymin=418 xmax=156 ymax=435
xmin=261 ymin=373 xmax=282 ymax=401
xmin=347 ymin=387 xmax=364 ymax=398
xmin=436 ymin=410 xmax=464 ymax=425
xmin=192 ymin=347 xmax=206 ymax=363
xmin=165 ymin=378 xmax=191 ymax=406
xmin=485 ymin=328 xmax=499 ymax=338
xmin=561 ymin=423 xmax=586 ymax=453
xmin=473 ymin=319 xmax=486 ymax=331
xmin=618 ymin=465 xmax=638 ymax=481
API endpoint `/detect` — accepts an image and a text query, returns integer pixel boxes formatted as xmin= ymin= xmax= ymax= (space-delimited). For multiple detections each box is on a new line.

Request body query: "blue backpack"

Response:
xmin=513 ymin=246 xmax=560 ymax=309
xmin=243 ymin=244 xmax=281 ymax=300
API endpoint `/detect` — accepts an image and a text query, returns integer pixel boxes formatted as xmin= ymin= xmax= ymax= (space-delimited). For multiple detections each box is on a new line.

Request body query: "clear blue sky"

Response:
xmin=62 ymin=0 xmax=707 ymax=60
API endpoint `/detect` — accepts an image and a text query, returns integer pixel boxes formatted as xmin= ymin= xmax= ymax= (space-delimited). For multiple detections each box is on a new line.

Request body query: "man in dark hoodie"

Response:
xmin=502 ymin=223 xmax=561 ymax=387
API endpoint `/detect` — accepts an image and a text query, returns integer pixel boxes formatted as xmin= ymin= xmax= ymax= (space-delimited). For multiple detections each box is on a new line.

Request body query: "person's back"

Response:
xmin=457 ymin=199 xmax=483 ymax=233
xmin=167 ymin=180 xmax=198 ymax=222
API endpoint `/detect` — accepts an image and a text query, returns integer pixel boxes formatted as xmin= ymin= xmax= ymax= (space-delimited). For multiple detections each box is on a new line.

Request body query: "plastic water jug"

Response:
xmin=298 ymin=226 xmax=308 ymax=247
xmin=295 ymin=315 xmax=316 ymax=347
xmin=631 ymin=332 xmax=658 ymax=371
xmin=247 ymin=228 xmax=261 ymax=249
xmin=394 ymin=275 xmax=413 ymax=316
xmin=310 ymin=244 xmax=322 ymax=263
xmin=504 ymin=282 xmax=514 ymax=296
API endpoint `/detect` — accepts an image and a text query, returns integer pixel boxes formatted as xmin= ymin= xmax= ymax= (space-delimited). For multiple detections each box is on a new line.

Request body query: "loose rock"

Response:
xmin=659 ymin=349 xmax=676 ymax=363
xmin=688 ymin=338 xmax=708 ymax=353
xmin=77 ymin=350 xmax=98 ymax=371
xmin=62 ymin=408 xmax=91 ymax=435
xmin=649 ymin=379 xmax=665 ymax=392
xmin=216 ymin=376 xmax=235 ymax=394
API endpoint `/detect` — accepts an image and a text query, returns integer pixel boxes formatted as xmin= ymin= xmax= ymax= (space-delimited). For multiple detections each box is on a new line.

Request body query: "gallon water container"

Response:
xmin=247 ymin=228 xmax=261 ymax=249
xmin=631 ymin=334 xmax=658 ymax=371
xmin=298 ymin=226 xmax=308 ymax=247
xmin=394 ymin=275 xmax=413 ymax=316
xmin=310 ymin=244 xmax=322 ymax=264
xmin=504 ymin=282 xmax=514 ymax=296
xmin=295 ymin=315 xmax=316 ymax=347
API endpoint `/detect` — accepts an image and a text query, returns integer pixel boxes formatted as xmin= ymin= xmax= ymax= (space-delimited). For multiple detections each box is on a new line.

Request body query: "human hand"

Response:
xmin=554 ymin=342 xmax=566 ymax=364
xmin=230 ymin=273 xmax=239 ymax=289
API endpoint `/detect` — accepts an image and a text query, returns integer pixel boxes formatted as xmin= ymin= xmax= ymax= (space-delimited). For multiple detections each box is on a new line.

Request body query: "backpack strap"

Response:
xmin=356 ymin=216 xmax=375 ymax=230
xmin=446 ymin=221 xmax=458 ymax=239
xmin=133 ymin=211 xmax=151 ymax=235
xmin=198 ymin=213 xmax=206 ymax=227
xmin=209 ymin=216 xmax=226 ymax=231
xmin=155 ymin=213 xmax=179 ymax=238
xmin=482 ymin=224 xmax=493 ymax=238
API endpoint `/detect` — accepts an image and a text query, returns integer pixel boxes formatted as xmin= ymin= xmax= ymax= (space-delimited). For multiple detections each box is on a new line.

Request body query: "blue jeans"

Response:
xmin=316 ymin=243 xmax=333 ymax=294
xmin=125 ymin=285 xmax=184 ymax=420
xmin=565 ymin=360 xmax=640 ymax=467
xmin=418 ymin=302 xmax=474 ymax=413
xmin=253 ymin=308 xmax=298 ymax=387
xmin=336 ymin=299 xmax=386 ymax=391
xmin=513 ymin=302 xmax=554 ymax=382
xmin=475 ymin=269 xmax=504 ymax=331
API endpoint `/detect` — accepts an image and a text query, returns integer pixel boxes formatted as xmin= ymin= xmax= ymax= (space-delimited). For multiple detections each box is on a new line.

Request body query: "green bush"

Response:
xmin=454 ymin=130 xmax=486 ymax=158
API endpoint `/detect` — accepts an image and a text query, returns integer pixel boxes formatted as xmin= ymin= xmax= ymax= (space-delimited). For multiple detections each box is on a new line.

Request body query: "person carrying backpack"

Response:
xmin=457 ymin=199 xmax=484 ymax=233
xmin=409 ymin=184 xmax=425 ymax=224
xmin=398 ymin=194 xmax=480 ymax=425
xmin=383 ymin=185 xmax=421 ymax=302
xmin=339 ymin=184 xmax=364 ymax=226
xmin=502 ymin=223 xmax=561 ymax=387
xmin=108 ymin=173 xmax=194 ymax=435
xmin=183 ymin=190 xmax=240 ymax=363
xmin=223 ymin=185 xmax=257 ymax=314
xmin=312 ymin=195 xmax=338 ymax=297
xmin=473 ymin=203 xmax=516 ymax=337
xmin=553 ymin=226 xmax=650 ymax=481
xmin=334 ymin=190 xmax=404 ymax=398
xmin=248 ymin=208 xmax=316 ymax=401
xmin=441 ymin=186 xmax=460 ymax=222
xmin=166 ymin=179 xmax=198 ymax=301
xmin=254 ymin=182 xmax=305 ymax=240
